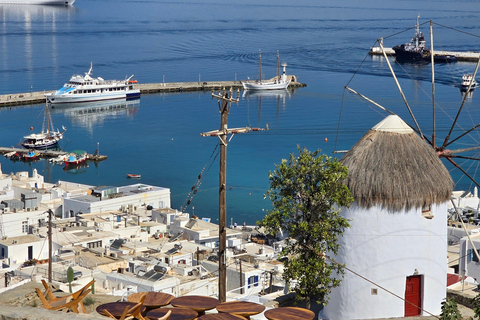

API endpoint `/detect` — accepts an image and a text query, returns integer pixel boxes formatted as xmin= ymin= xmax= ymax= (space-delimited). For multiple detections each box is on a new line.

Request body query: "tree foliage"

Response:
xmin=259 ymin=147 xmax=353 ymax=308
xmin=440 ymin=298 xmax=462 ymax=320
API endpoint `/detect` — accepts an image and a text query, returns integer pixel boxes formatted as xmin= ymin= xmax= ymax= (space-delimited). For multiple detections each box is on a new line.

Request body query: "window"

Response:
xmin=22 ymin=221 xmax=28 ymax=233
xmin=248 ymin=275 xmax=259 ymax=288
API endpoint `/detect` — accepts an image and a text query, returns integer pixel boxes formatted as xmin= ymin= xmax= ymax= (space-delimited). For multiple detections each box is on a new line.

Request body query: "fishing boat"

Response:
xmin=126 ymin=174 xmax=141 ymax=179
xmin=392 ymin=14 xmax=430 ymax=63
xmin=23 ymin=150 xmax=39 ymax=161
xmin=242 ymin=50 xmax=291 ymax=90
xmin=461 ymin=74 xmax=477 ymax=91
xmin=45 ymin=63 xmax=140 ymax=104
xmin=21 ymin=103 xmax=66 ymax=149
xmin=64 ymin=150 xmax=87 ymax=165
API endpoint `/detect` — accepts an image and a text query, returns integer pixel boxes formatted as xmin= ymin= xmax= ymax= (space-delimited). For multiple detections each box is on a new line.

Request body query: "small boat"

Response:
xmin=433 ymin=54 xmax=457 ymax=63
xmin=242 ymin=50 xmax=291 ymax=91
xmin=64 ymin=150 xmax=87 ymax=165
xmin=392 ymin=14 xmax=430 ymax=63
xmin=48 ymin=154 xmax=68 ymax=164
xmin=127 ymin=174 xmax=141 ymax=179
xmin=46 ymin=62 xmax=140 ymax=104
xmin=23 ymin=150 xmax=40 ymax=161
xmin=461 ymin=74 xmax=477 ymax=91
xmin=21 ymin=103 xmax=66 ymax=149
xmin=4 ymin=151 xmax=16 ymax=158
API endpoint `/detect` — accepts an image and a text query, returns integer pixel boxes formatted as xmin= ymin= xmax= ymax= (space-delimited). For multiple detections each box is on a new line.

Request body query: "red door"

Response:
xmin=405 ymin=275 xmax=422 ymax=316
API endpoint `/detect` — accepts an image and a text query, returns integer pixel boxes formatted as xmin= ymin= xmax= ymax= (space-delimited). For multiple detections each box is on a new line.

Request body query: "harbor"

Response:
xmin=0 ymin=77 xmax=306 ymax=107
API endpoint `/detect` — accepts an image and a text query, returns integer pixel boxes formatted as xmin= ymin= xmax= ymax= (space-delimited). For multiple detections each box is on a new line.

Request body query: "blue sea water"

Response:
xmin=1 ymin=0 xmax=480 ymax=225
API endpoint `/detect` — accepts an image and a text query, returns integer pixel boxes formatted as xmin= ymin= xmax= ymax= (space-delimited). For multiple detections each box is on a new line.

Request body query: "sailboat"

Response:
xmin=21 ymin=103 xmax=66 ymax=149
xmin=242 ymin=50 xmax=291 ymax=90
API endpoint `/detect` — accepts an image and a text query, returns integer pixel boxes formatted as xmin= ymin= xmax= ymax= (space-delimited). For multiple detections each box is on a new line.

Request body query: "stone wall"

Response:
xmin=0 ymin=305 xmax=107 ymax=320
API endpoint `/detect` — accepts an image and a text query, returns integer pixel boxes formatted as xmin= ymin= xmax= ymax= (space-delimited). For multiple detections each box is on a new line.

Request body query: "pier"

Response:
xmin=369 ymin=46 xmax=480 ymax=62
xmin=0 ymin=77 xmax=306 ymax=107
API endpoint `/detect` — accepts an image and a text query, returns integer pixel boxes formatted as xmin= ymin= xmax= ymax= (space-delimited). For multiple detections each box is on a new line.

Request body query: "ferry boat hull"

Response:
xmin=0 ymin=0 xmax=75 ymax=4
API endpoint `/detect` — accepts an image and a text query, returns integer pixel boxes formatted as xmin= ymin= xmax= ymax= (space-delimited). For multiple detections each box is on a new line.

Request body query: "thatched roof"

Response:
xmin=340 ymin=115 xmax=453 ymax=211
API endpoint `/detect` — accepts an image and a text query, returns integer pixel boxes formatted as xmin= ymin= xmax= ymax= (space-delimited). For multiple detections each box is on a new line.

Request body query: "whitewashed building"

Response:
xmin=321 ymin=115 xmax=453 ymax=319
xmin=62 ymin=184 xmax=170 ymax=219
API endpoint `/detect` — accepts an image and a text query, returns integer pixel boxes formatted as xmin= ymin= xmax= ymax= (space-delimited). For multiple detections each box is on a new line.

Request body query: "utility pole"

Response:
xmin=201 ymin=87 xmax=265 ymax=302
xmin=47 ymin=209 xmax=53 ymax=283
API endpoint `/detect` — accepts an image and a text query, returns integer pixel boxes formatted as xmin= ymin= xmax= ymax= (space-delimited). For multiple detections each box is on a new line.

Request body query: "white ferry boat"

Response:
xmin=0 ymin=0 xmax=75 ymax=4
xmin=461 ymin=74 xmax=477 ymax=91
xmin=45 ymin=63 xmax=140 ymax=104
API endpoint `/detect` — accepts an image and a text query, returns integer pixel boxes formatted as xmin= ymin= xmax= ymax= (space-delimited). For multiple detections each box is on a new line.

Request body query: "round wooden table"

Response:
xmin=96 ymin=301 xmax=138 ymax=318
xmin=127 ymin=291 xmax=174 ymax=308
xmin=170 ymin=295 xmax=220 ymax=316
xmin=198 ymin=314 xmax=247 ymax=320
xmin=146 ymin=307 xmax=198 ymax=320
xmin=264 ymin=307 xmax=315 ymax=320
xmin=216 ymin=300 xmax=266 ymax=319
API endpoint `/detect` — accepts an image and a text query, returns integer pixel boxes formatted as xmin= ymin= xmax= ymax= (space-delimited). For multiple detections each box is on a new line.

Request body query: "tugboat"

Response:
xmin=393 ymin=14 xmax=430 ymax=63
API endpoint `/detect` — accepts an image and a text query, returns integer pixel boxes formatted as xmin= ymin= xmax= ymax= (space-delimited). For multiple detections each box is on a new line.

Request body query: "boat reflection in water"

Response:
xmin=242 ymin=89 xmax=291 ymax=123
xmin=63 ymin=161 xmax=88 ymax=174
xmin=50 ymin=99 xmax=140 ymax=132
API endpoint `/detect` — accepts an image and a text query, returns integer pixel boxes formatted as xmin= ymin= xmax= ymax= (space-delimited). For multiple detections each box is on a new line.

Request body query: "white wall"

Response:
xmin=321 ymin=202 xmax=448 ymax=320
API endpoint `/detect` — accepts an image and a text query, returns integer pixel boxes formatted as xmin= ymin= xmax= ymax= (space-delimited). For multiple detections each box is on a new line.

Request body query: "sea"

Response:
xmin=0 ymin=0 xmax=480 ymax=225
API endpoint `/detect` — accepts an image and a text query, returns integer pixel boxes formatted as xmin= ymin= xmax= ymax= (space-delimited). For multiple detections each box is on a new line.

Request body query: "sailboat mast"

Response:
xmin=277 ymin=51 xmax=280 ymax=81
xmin=258 ymin=50 xmax=262 ymax=81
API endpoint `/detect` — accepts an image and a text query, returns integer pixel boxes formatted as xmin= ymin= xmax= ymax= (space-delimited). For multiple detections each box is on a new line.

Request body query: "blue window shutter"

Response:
xmin=254 ymin=275 xmax=259 ymax=287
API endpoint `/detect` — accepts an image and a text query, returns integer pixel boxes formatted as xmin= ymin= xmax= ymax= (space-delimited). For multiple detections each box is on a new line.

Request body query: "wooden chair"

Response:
xmin=102 ymin=295 xmax=147 ymax=320
xmin=155 ymin=309 xmax=172 ymax=320
xmin=35 ymin=287 xmax=92 ymax=313
xmin=41 ymin=279 xmax=95 ymax=306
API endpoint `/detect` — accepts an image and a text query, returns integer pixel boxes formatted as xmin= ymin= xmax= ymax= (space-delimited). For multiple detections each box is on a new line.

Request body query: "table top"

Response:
xmin=216 ymin=300 xmax=266 ymax=317
xmin=198 ymin=313 xmax=247 ymax=320
xmin=264 ymin=307 xmax=315 ymax=320
xmin=146 ymin=307 xmax=198 ymax=320
xmin=127 ymin=291 xmax=174 ymax=308
xmin=96 ymin=301 xmax=138 ymax=318
xmin=170 ymin=295 xmax=220 ymax=312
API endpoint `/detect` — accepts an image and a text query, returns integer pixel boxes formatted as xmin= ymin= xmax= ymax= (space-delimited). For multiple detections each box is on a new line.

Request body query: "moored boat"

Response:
xmin=242 ymin=50 xmax=290 ymax=91
xmin=127 ymin=174 xmax=141 ymax=179
xmin=64 ymin=150 xmax=87 ymax=165
xmin=392 ymin=14 xmax=430 ymax=63
xmin=23 ymin=150 xmax=40 ymax=161
xmin=46 ymin=63 xmax=140 ymax=104
xmin=21 ymin=103 xmax=66 ymax=149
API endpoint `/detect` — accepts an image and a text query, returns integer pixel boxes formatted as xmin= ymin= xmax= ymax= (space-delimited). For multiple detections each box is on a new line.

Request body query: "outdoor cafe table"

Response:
xmin=96 ymin=301 xmax=139 ymax=318
xmin=127 ymin=291 xmax=174 ymax=309
xmin=264 ymin=307 xmax=315 ymax=320
xmin=198 ymin=314 xmax=247 ymax=320
xmin=146 ymin=307 xmax=198 ymax=320
xmin=170 ymin=295 xmax=220 ymax=315
xmin=216 ymin=300 xmax=266 ymax=319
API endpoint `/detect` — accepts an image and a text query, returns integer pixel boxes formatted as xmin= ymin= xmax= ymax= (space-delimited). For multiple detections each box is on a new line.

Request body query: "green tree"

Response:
xmin=440 ymin=298 xmax=462 ymax=320
xmin=259 ymin=147 xmax=353 ymax=309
